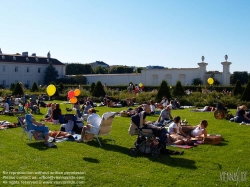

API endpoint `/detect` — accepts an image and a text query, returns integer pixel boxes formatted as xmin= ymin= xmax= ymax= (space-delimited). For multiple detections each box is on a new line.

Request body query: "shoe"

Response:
xmin=76 ymin=139 xmax=83 ymax=143
xmin=240 ymin=122 xmax=246 ymax=125
xmin=45 ymin=142 xmax=56 ymax=148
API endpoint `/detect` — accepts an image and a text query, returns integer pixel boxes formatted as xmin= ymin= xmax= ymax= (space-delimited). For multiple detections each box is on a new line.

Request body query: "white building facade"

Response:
xmin=0 ymin=50 xmax=65 ymax=88
xmin=83 ymin=61 xmax=232 ymax=86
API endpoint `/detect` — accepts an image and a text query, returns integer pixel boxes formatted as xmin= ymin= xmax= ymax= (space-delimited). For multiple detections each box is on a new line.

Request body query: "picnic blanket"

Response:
xmin=169 ymin=140 xmax=203 ymax=149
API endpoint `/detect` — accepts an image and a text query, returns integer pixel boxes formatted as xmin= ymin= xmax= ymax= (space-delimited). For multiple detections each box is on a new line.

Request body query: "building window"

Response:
xmin=2 ymin=66 xmax=5 ymax=72
xmin=27 ymin=67 xmax=29 ymax=73
xmin=27 ymin=81 xmax=30 ymax=88
xmin=3 ymin=80 xmax=6 ymax=86
xmin=15 ymin=67 xmax=18 ymax=72
xmin=38 ymin=81 xmax=41 ymax=86
xmin=38 ymin=68 xmax=41 ymax=73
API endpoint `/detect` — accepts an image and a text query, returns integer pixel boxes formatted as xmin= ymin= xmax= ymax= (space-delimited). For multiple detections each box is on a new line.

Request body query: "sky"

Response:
xmin=1 ymin=0 xmax=250 ymax=73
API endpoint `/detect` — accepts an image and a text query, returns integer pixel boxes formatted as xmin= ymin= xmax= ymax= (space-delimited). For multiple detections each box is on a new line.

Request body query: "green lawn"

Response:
xmin=0 ymin=103 xmax=249 ymax=187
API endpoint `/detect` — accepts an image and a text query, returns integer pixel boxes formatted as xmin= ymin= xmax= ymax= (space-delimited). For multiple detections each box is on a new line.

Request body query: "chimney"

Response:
xmin=22 ymin=52 xmax=28 ymax=56
xmin=31 ymin=53 xmax=36 ymax=56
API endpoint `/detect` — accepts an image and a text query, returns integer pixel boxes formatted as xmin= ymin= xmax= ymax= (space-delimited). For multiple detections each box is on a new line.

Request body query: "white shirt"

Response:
xmin=87 ymin=113 xmax=102 ymax=134
xmin=3 ymin=103 xmax=9 ymax=112
xmin=150 ymin=104 xmax=156 ymax=112
xmin=191 ymin=125 xmax=204 ymax=137
xmin=168 ymin=122 xmax=181 ymax=134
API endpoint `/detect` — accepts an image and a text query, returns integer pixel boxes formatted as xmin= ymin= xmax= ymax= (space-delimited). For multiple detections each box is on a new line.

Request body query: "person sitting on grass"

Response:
xmin=191 ymin=120 xmax=208 ymax=142
xmin=76 ymin=108 xmax=102 ymax=143
xmin=234 ymin=105 xmax=250 ymax=124
xmin=157 ymin=105 xmax=173 ymax=124
xmin=168 ymin=116 xmax=190 ymax=138
xmin=25 ymin=114 xmax=55 ymax=147
xmin=1 ymin=99 xmax=9 ymax=114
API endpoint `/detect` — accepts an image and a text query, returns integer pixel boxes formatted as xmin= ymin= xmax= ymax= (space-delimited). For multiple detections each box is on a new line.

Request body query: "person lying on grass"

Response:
xmin=48 ymin=131 xmax=74 ymax=139
xmin=0 ymin=121 xmax=18 ymax=129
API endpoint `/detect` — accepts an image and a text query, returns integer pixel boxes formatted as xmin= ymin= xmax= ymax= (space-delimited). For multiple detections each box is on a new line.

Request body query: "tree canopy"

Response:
xmin=44 ymin=63 xmax=59 ymax=85
xmin=66 ymin=63 xmax=93 ymax=75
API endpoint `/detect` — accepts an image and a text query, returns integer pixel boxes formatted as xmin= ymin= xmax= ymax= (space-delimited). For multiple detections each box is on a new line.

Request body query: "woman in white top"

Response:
xmin=167 ymin=116 xmax=191 ymax=145
xmin=149 ymin=100 xmax=156 ymax=114
xmin=191 ymin=120 xmax=208 ymax=141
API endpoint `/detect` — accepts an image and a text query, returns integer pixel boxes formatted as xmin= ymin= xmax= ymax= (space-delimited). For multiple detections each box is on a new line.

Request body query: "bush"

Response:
xmin=172 ymin=81 xmax=185 ymax=97
xmin=12 ymin=83 xmax=24 ymax=96
xmin=92 ymin=81 xmax=106 ymax=97
xmin=232 ymin=80 xmax=243 ymax=96
xmin=155 ymin=80 xmax=171 ymax=102
xmin=31 ymin=82 xmax=39 ymax=92
xmin=241 ymin=81 xmax=250 ymax=101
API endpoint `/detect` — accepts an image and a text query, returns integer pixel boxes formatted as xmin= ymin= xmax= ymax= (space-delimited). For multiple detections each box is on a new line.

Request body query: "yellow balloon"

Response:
xmin=70 ymin=97 xmax=77 ymax=104
xmin=74 ymin=89 xmax=81 ymax=96
xmin=207 ymin=78 xmax=214 ymax=85
xmin=139 ymin=83 xmax=143 ymax=87
xmin=46 ymin=84 xmax=56 ymax=96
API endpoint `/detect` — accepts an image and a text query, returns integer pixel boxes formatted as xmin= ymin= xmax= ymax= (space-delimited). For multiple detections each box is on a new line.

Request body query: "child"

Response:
xmin=191 ymin=120 xmax=208 ymax=141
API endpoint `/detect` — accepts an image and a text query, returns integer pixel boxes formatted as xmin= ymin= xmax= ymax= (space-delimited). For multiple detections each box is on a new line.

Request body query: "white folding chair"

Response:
xmin=85 ymin=112 xmax=116 ymax=147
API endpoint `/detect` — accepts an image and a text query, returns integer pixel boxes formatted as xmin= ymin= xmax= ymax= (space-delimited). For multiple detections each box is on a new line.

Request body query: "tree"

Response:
xmin=31 ymin=82 xmax=39 ymax=92
xmin=172 ymin=81 xmax=185 ymax=96
xmin=109 ymin=66 xmax=133 ymax=74
xmin=10 ymin=83 xmax=15 ymax=91
xmin=241 ymin=81 xmax=250 ymax=101
xmin=12 ymin=83 xmax=24 ymax=96
xmin=230 ymin=71 xmax=249 ymax=85
xmin=44 ymin=63 xmax=59 ymax=85
xmin=66 ymin=63 xmax=93 ymax=75
xmin=136 ymin=67 xmax=144 ymax=73
xmin=232 ymin=80 xmax=243 ymax=96
xmin=192 ymin=78 xmax=203 ymax=85
xmin=58 ymin=82 xmax=65 ymax=92
xmin=213 ymin=79 xmax=220 ymax=85
xmin=92 ymin=81 xmax=106 ymax=97
xmin=155 ymin=80 xmax=171 ymax=102
xmin=93 ymin=66 xmax=109 ymax=74
xmin=90 ymin=82 xmax=95 ymax=93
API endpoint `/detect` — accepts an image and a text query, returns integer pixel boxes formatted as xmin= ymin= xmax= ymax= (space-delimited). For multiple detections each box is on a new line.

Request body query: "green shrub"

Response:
xmin=155 ymin=80 xmax=171 ymax=102
xmin=92 ymin=81 xmax=106 ymax=97
xmin=241 ymin=81 xmax=250 ymax=101
xmin=232 ymin=80 xmax=243 ymax=96
xmin=172 ymin=81 xmax=185 ymax=97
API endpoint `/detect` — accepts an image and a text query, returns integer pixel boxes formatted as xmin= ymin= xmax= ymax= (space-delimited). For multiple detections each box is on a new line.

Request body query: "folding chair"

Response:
xmin=18 ymin=116 xmax=45 ymax=142
xmin=85 ymin=112 xmax=116 ymax=147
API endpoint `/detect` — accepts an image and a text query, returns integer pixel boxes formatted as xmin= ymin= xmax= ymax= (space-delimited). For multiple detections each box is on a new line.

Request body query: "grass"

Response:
xmin=0 ymin=103 xmax=250 ymax=187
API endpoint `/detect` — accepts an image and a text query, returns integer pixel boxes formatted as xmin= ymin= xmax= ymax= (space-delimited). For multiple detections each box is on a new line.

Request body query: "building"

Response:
xmin=0 ymin=49 xmax=65 ymax=88
xmin=82 ymin=59 xmax=232 ymax=86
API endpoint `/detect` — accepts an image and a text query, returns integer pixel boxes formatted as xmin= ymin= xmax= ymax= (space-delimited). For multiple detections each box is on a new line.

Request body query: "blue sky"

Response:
xmin=1 ymin=0 xmax=249 ymax=73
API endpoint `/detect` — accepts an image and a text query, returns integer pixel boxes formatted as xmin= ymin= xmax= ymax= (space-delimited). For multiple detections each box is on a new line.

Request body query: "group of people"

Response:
xmin=25 ymin=106 xmax=102 ymax=147
xmin=129 ymin=104 xmax=208 ymax=146
xmin=154 ymin=97 xmax=181 ymax=110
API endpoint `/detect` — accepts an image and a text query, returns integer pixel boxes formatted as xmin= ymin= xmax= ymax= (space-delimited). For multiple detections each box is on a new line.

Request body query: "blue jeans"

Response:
xmin=234 ymin=116 xmax=250 ymax=123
